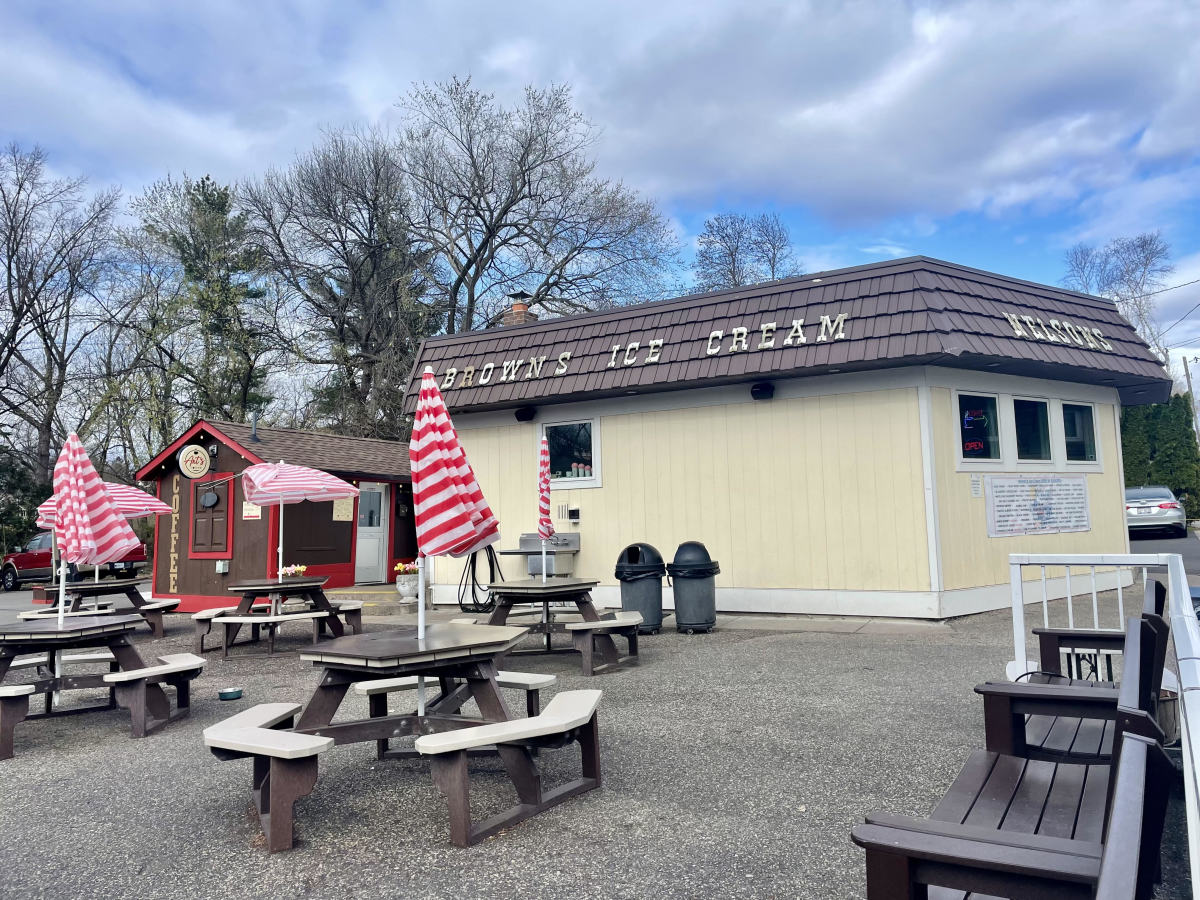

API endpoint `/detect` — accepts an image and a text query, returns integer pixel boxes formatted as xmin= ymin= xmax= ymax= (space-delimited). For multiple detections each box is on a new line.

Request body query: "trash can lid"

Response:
xmin=617 ymin=542 xmax=664 ymax=567
xmin=672 ymin=541 xmax=713 ymax=566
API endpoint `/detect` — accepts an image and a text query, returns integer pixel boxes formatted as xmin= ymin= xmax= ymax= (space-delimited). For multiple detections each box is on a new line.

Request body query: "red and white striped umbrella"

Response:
xmin=51 ymin=434 xmax=141 ymax=625
xmin=36 ymin=482 xmax=171 ymax=529
xmin=242 ymin=462 xmax=359 ymax=506
xmin=241 ymin=461 xmax=359 ymax=583
xmin=409 ymin=368 xmax=500 ymax=559
xmin=537 ymin=436 xmax=554 ymax=541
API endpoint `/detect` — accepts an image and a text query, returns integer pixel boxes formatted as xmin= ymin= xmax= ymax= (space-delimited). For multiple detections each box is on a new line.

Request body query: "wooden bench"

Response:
xmin=193 ymin=604 xmax=273 ymax=653
xmin=315 ymin=601 xmax=363 ymax=636
xmin=132 ymin=599 xmax=181 ymax=639
xmin=563 ymin=611 xmax=642 ymax=676
xmin=18 ymin=605 xmax=115 ymax=619
xmin=976 ymin=615 xmax=1166 ymax=764
xmin=852 ymin=620 xmax=1169 ymax=899
xmin=414 ymin=689 xmax=603 ymax=847
xmin=218 ymin=611 xmax=329 ymax=657
xmin=204 ymin=702 xmax=333 ymax=853
xmin=0 ymin=684 xmax=35 ymax=760
xmin=851 ymin=730 xmax=1172 ymax=899
xmin=102 ymin=652 xmax=205 ymax=737
xmin=354 ymin=670 xmax=557 ymax=718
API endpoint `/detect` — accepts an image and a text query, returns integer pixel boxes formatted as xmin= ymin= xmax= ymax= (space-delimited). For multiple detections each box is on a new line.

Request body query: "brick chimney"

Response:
xmin=501 ymin=291 xmax=539 ymax=326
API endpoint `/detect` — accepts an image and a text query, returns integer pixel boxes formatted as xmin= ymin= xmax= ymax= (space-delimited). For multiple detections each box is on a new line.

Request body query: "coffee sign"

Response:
xmin=178 ymin=444 xmax=212 ymax=479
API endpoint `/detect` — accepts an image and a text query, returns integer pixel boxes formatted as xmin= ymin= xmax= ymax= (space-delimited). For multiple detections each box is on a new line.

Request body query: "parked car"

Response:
xmin=1 ymin=532 xmax=147 ymax=591
xmin=1124 ymin=486 xmax=1189 ymax=537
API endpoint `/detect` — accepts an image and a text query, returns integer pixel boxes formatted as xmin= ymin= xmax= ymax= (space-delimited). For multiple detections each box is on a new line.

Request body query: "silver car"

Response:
xmin=1125 ymin=486 xmax=1188 ymax=537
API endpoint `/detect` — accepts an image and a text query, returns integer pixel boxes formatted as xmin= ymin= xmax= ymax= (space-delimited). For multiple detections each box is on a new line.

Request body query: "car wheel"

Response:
xmin=1178 ymin=525 xmax=1191 ymax=538
xmin=2 ymin=567 xmax=18 ymax=591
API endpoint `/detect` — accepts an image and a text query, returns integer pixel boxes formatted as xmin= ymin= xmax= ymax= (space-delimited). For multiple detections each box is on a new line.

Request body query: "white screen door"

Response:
xmin=354 ymin=483 xmax=389 ymax=583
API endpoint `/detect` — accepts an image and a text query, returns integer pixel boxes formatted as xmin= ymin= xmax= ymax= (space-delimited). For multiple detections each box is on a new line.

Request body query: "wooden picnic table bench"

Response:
xmin=57 ymin=579 xmax=180 ymax=638
xmin=852 ymin=615 xmax=1170 ymax=899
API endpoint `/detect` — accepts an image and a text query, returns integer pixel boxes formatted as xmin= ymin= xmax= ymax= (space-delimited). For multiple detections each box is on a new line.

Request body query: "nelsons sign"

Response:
xmin=434 ymin=313 xmax=851 ymax=391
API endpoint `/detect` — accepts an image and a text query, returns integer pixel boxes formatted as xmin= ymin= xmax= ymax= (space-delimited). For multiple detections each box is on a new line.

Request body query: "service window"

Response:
xmin=358 ymin=491 xmax=382 ymax=528
xmin=1063 ymin=403 xmax=1098 ymax=462
xmin=1014 ymin=399 xmax=1052 ymax=461
xmin=958 ymin=394 xmax=1000 ymax=460
xmin=191 ymin=476 xmax=232 ymax=558
xmin=545 ymin=420 xmax=598 ymax=485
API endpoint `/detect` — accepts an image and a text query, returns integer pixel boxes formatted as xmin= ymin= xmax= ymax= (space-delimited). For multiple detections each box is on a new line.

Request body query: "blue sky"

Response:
xmin=3 ymin=0 xmax=1200 ymax=357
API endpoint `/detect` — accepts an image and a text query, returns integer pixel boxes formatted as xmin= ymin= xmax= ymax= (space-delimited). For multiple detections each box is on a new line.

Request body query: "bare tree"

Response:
xmin=399 ymin=77 xmax=679 ymax=333
xmin=242 ymin=127 xmax=433 ymax=438
xmin=1063 ymin=232 xmax=1173 ymax=359
xmin=693 ymin=211 xmax=799 ymax=292
xmin=0 ymin=144 xmax=119 ymax=485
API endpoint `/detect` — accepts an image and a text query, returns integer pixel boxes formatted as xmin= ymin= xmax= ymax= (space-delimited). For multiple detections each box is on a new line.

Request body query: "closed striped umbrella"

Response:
xmin=242 ymin=462 xmax=359 ymax=583
xmin=51 ymin=434 xmax=141 ymax=625
xmin=409 ymin=368 xmax=500 ymax=559
xmin=36 ymin=482 xmax=171 ymax=528
xmin=536 ymin=436 xmax=553 ymax=583
xmin=410 ymin=367 xmax=500 ymax=642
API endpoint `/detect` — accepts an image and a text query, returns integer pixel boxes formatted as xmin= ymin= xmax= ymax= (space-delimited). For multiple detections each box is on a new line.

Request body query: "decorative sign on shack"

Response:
xmin=985 ymin=474 xmax=1091 ymax=537
xmin=178 ymin=444 xmax=212 ymax=479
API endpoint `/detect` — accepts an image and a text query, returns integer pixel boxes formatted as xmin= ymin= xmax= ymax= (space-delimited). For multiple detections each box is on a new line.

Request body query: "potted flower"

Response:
xmin=280 ymin=564 xmax=308 ymax=578
xmin=394 ymin=562 xmax=419 ymax=599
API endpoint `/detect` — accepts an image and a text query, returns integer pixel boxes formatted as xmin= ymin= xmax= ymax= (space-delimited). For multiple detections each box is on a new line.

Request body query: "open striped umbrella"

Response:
xmin=410 ymin=366 xmax=500 ymax=637
xmin=36 ymin=482 xmax=171 ymax=528
xmin=51 ymin=434 xmax=141 ymax=626
xmin=537 ymin=436 xmax=553 ymax=583
xmin=241 ymin=461 xmax=360 ymax=584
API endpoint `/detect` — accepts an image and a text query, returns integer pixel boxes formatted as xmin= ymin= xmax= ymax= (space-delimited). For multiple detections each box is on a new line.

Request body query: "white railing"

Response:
xmin=1008 ymin=552 xmax=1199 ymax=895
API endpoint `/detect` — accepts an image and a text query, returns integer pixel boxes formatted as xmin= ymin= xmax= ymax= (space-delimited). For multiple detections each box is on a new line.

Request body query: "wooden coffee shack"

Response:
xmin=135 ymin=420 xmax=416 ymax=612
xmin=404 ymin=256 xmax=1172 ymax=619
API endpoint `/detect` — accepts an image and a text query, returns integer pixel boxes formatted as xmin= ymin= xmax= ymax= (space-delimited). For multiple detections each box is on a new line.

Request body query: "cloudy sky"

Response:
xmin=3 ymin=0 xmax=1200 ymax=356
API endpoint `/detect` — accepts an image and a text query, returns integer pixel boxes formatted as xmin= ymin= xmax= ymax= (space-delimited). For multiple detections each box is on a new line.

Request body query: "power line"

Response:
xmin=1160 ymin=290 xmax=1200 ymax=342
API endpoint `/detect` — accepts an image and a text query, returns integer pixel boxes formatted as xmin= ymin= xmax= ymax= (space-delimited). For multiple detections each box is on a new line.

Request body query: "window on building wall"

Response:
xmin=1014 ymin=399 xmax=1052 ymax=461
xmin=545 ymin=420 xmax=596 ymax=484
xmin=958 ymin=394 xmax=1000 ymax=460
xmin=1063 ymin=403 xmax=1098 ymax=462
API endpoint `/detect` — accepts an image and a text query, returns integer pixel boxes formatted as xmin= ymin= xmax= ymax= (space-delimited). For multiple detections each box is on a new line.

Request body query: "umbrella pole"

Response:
xmin=277 ymin=501 xmax=284 ymax=584
xmin=55 ymin=541 xmax=66 ymax=708
xmin=417 ymin=554 xmax=426 ymax=716
xmin=541 ymin=539 xmax=548 ymax=585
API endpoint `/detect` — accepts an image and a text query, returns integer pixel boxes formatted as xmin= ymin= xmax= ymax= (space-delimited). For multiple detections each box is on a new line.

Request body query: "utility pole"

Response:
xmin=1186 ymin=357 xmax=1200 ymax=445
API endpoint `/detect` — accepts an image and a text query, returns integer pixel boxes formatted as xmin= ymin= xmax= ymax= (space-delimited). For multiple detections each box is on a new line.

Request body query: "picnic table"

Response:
xmin=485 ymin=578 xmax=638 ymax=675
xmin=214 ymin=577 xmax=359 ymax=652
xmin=205 ymin=621 xmax=605 ymax=850
xmin=0 ymin=615 xmax=196 ymax=758
xmin=47 ymin=579 xmax=179 ymax=637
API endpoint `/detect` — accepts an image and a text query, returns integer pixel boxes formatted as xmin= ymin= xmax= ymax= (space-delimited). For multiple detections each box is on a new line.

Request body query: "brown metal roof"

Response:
xmin=404 ymin=256 xmax=1171 ymax=413
xmin=209 ymin=421 xmax=410 ymax=481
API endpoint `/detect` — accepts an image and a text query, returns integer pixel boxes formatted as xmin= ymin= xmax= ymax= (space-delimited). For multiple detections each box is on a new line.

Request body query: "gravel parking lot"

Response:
xmin=0 ymin=605 xmax=1188 ymax=899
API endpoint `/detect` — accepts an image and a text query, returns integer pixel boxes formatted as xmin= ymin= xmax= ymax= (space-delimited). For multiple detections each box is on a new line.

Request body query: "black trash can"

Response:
xmin=615 ymin=543 xmax=667 ymax=634
xmin=668 ymin=541 xmax=719 ymax=634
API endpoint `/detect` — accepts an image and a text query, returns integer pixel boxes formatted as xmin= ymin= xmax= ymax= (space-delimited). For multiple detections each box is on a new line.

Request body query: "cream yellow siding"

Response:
xmin=433 ymin=387 xmax=931 ymax=596
xmin=931 ymin=387 xmax=1127 ymax=591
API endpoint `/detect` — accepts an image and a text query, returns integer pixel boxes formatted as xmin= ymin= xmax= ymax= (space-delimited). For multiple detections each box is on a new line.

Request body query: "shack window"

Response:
xmin=545 ymin=420 xmax=599 ymax=486
xmin=1063 ymin=403 xmax=1097 ymax=462
xmin=958 ymin=394 xmax=999 ymax=460
xmin=358 ymin=491 xmax=382 ymax=528
xmin=1014 ymin=399 xmax=1052 ymax=461
xmin=190 ymin=475 xmax=232 ymax=559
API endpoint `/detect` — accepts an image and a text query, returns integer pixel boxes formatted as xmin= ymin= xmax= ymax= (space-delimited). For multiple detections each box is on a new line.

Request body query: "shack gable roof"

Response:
xmin=135 ymin=420 xmax=410 ymax=482
xmin=404 ymin=256 xmax=1171 ymax=413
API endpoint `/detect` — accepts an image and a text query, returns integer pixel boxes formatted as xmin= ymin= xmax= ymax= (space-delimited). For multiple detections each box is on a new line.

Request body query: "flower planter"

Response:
xmin=395 ymin=574 xmax=419 ymax=599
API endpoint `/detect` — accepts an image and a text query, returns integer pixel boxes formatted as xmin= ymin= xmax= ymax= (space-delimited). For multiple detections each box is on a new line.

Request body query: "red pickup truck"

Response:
xmin=1 ymin=532 xmax=147 ymax=591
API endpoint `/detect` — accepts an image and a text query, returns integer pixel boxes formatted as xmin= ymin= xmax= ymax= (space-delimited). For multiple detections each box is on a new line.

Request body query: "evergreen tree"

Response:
xmin=1120 ymin=406 xmax=1151 ymax=485
xmin=1147 ymin=394 xmax=1200 ymax=517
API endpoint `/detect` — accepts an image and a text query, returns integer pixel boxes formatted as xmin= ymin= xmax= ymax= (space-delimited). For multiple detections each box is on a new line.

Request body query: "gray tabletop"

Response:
xmin=487 ymin=578 xmax=599 ymax=598
xmin=300 ymin=622 xmax=528 ymax=669
xmin=228 ymin=577 xmax=330 ymax=593
xmin=0 ymin=614 xmax=142 ymax=642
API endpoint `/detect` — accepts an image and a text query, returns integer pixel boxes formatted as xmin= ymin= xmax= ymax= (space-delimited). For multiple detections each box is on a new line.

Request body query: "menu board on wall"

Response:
xmin=985 ymin=474 xmax=1091 ymax=537
xmin=331 ymin=497 xmax=355 ymax=522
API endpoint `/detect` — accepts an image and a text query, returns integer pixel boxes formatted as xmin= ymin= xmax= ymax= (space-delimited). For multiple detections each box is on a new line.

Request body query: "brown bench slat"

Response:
xmin=1039 ymin=713 xmax=1084 ymax=756
xmin=1073 ymin=764 xmax=1110 ymax=845
xmin=963 ymin=755 xmax=1027 ymax=829
xmin=1037 ymin=759 xmax=1089 ymax=839
xmin=931 ymin=751 xmax=998 ymax=823
xmin=997 ymin=758 xmax=1057 ymax=835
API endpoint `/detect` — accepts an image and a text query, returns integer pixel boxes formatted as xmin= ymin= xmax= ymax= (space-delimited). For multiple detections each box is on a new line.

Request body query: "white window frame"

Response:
xmin=1012 ymin=395 xmax=1055 ymax=466
xmin=541 ymin=417 xmax=602 ymax=490
xmin=955 ymin=390 xmax=1005 ymax=469
xmin=954 ymin=389 xmax=1104 ymax=474
xmin=1061 ymin=401 xmax=1102 ymax=469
